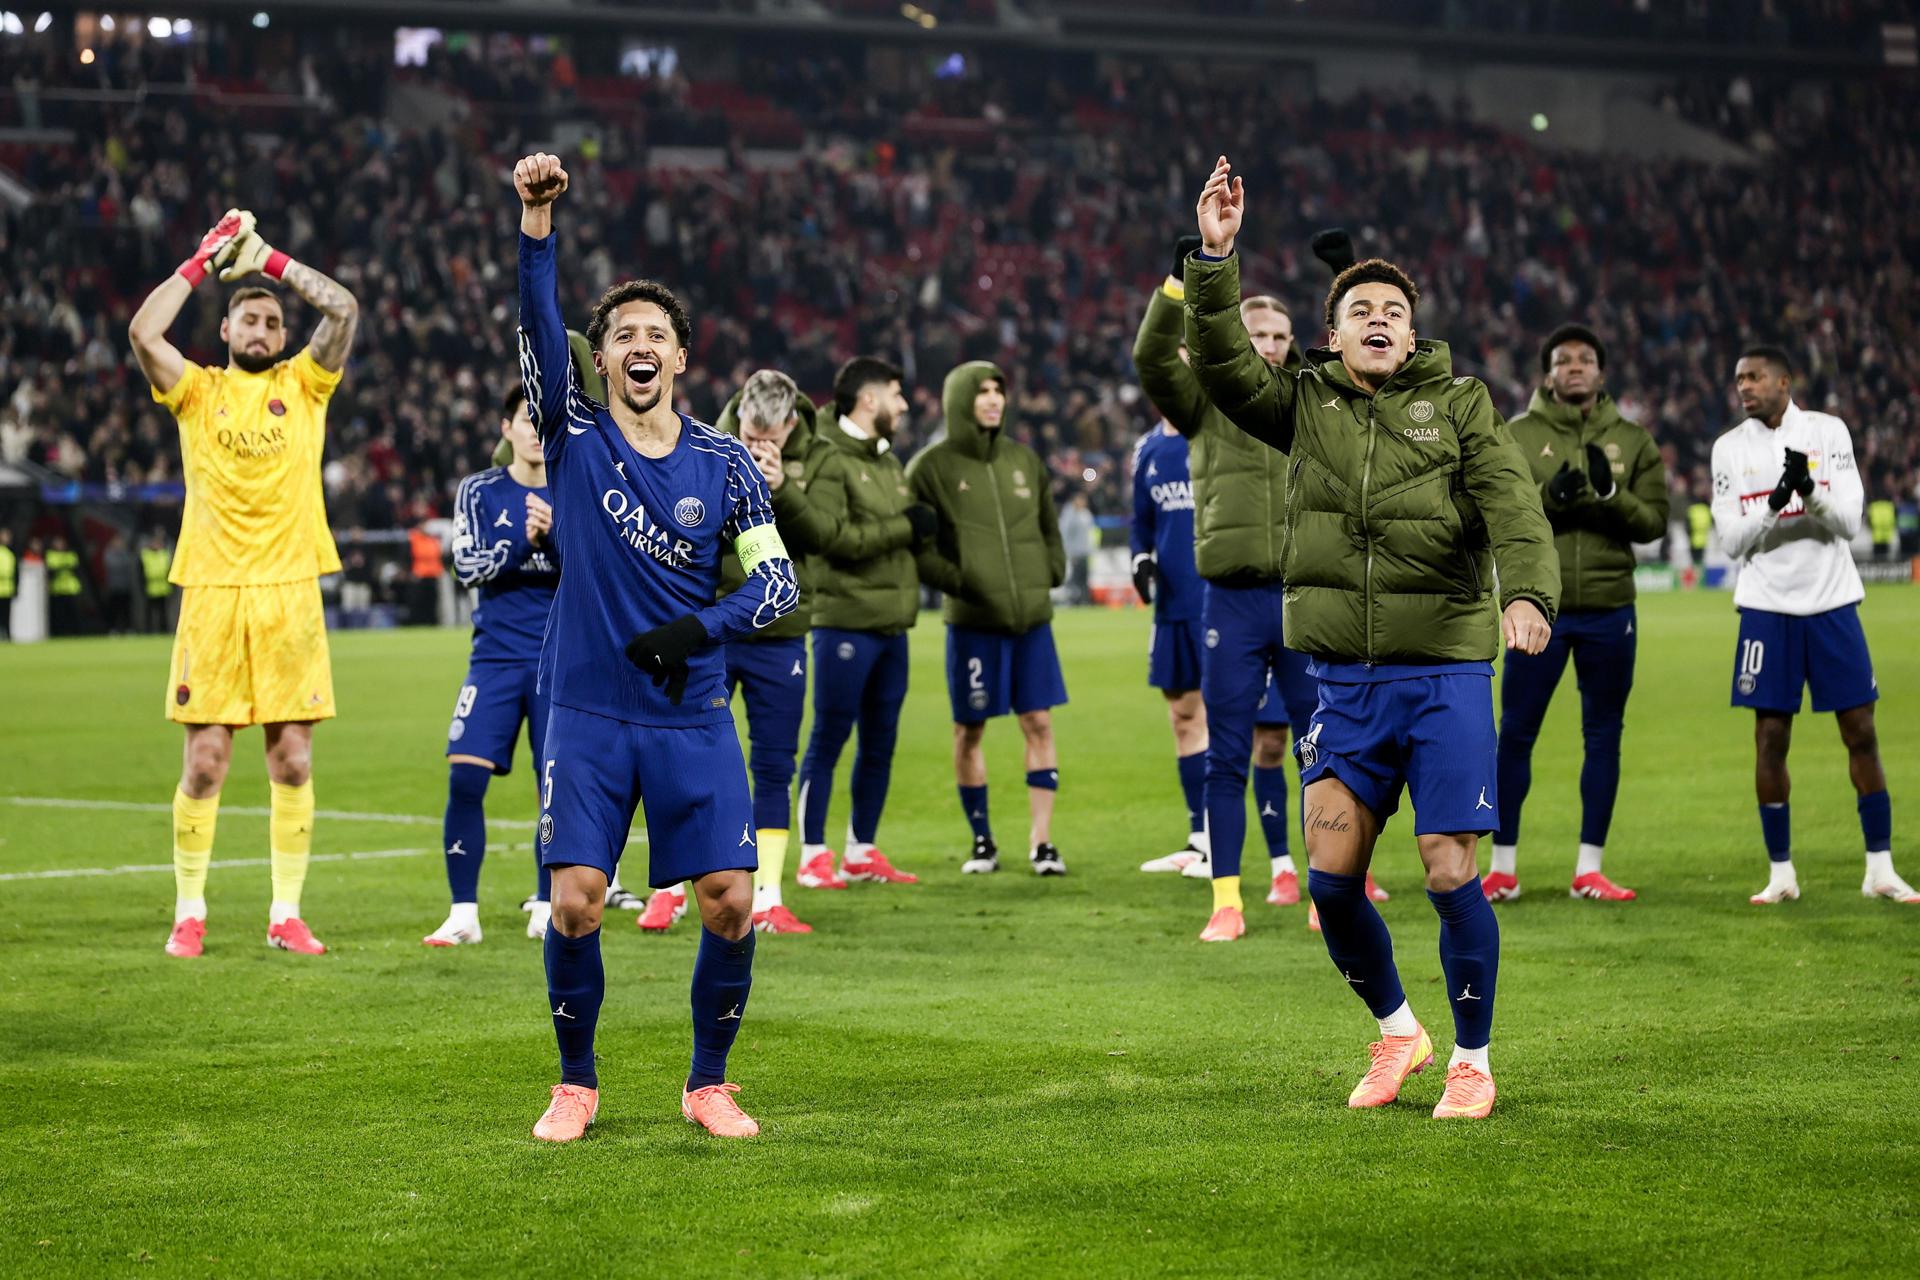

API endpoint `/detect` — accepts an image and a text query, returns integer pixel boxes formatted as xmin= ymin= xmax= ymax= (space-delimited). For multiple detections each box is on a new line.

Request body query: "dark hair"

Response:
xmin=1324 ymin=258 xmax=1419 ymax=331
xmin=1740 ymin=344 xmax=1793 ymax=376
xmin=227 ymin=285 xmax=281 ymax=314
xmin=1540 ymin=323 xmax=1605 ymax=373
xmin=500 ymin=383 xmax=526 ymax=420
xmin=587 ymin=279 xmax=691 ymax=352
xmin=833 ymin=355 xmax=904 ymax=418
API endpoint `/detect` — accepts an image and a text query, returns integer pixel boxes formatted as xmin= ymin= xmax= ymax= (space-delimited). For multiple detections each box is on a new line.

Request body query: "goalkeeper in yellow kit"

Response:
xmin=128 ymin=209 xmax=360 ymax=958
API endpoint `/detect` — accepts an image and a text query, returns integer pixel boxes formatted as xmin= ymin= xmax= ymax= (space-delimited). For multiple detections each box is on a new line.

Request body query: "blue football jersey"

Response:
xmin=1130 ymin=426 xmax=1201 ymax=623
xmin=451 ymin=466 xmax=559 ymax=663
xmin=516 ymin=230 xmax=798 ymax=727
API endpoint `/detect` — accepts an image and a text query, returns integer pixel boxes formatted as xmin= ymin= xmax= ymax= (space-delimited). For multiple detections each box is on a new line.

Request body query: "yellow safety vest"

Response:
xmin=141 ymin=546 xmax=172 ymax=597
xmin=0 ymin=546 xmax=14 ymax=599
xmin=1868 ymin=500 xmax=1896 ymax=547
xmin=45 ymin=549 xmax=82 ymax=596
xmin=1687 ymin=503 xmax=1712 ymax=550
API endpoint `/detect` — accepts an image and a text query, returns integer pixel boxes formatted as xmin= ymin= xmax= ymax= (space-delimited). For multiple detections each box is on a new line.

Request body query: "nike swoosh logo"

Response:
xmin=566 ymin=425 xmax=588 ymax=435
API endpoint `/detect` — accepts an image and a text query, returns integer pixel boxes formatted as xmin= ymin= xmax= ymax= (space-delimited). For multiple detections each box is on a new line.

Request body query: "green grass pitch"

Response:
xmin=2 ymin=591 xmax=1916 ymax=1277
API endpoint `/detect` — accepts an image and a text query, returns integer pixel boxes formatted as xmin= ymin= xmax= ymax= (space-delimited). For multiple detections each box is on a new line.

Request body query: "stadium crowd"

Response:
xmin=2 ymin=27 xmax=1917 ymax=537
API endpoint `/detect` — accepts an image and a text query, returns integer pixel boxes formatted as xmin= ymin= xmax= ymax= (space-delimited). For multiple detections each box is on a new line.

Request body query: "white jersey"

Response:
xmin=1709 ymin=400 xmax=1864 ymax=617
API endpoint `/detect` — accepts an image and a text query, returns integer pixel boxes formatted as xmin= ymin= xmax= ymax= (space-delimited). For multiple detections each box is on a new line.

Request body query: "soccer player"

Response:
xmin=1711 ymin=346 xmax=1917 ymax=906
xmin=1186 ymin=157 xmax=1559 ymax=1118
xmin=1134 ymin=236 xmax=1379 ymax=941
xmin=513 ymin=153 xmax=797 ymax=1141
xmin=1489 ymin=325 xmax=1668 ymax=903
xmin=128 ymin=208 xmax=359 ymax=959
xmin=1128 ymin=416 xmax=1209 ymax=873
xmin=423 ymin=385 xmax=561 ymax=946
xmin=788 ymin=357 xmax=938 ymax=889
xmin=908 ymin=362 xmax=1069 ymax=876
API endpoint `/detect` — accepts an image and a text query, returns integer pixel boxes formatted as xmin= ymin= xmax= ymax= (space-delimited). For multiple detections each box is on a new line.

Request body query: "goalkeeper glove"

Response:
xmin=177 ymin=209 xmax=253 ymax=287
xmin=1584 ymin=443 xmax=1616 ymax=498
xmin=1131 ymin=552 xmax=1158 ymax=606
xmin=1310 ymin=228 xmax=1356 ymax=276
xmin=1769 ymin=448 xmax=1812 ymax=511
xmin=623 ymin=614 xmax=708 ymax=706
xmin=216 ymin=225 xmax=291 ymax=283
xmin=1547 ymin=462 xmax=1590 ymax=506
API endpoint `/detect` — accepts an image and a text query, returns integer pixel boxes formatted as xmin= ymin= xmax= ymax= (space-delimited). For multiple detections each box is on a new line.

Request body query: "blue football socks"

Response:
xmin=544 ymin=924 xmax=604 ymax=1088
xmin=688 ymin=926 xmax=756 ymax=1090
xmin=1307 ymin=868 xmax=1407 ymax=1019
xmin=443 ymin=762 xmax=490 ymax=904
xmin=1429 ymin=879 xmax=1499 ymax=1051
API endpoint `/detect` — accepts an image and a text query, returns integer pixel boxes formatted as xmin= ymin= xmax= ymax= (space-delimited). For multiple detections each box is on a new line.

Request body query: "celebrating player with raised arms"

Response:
xmin=128 ymin=209 xmax=359 ymax=960
xmin=511 ymin=153 xmax=799 ymax=1142
xmin=1185 ymin=157 xmax=1559 ymax=1119
xmin=909 ymin=363 xmax=1070 ymax=876
xmin=422 ymin=385 xmax=561 ymax=947
xmin=1711 ymin=346 xmax=1916 ymax=906
xmin=1489 ymin=325 xmax=1668 ymax=903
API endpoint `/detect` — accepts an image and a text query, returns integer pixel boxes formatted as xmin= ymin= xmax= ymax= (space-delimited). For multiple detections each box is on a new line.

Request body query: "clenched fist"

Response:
xmin=515 ymin=153 xmax=569 ymax=208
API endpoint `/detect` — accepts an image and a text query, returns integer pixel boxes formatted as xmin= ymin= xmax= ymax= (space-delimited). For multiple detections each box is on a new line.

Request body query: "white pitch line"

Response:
xmin=4 ymin=795 xmax=529 ymax=828
xmin=0 ymin=837 xmax=643 ymax=883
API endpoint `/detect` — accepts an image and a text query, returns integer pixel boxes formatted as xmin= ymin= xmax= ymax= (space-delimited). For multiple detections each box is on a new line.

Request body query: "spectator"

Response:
xmin=1059 ymin=492 xmax=1097 ymax=605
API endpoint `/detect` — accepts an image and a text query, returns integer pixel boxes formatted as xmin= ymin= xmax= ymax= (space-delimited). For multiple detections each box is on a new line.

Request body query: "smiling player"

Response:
xmin=512 ymin=153 xmax=799 ymax=1142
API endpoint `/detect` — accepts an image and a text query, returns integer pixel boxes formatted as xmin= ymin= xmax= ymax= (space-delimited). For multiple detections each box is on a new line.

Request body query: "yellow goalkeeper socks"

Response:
xmin=753 ymin=828 xmax=790 ymax=911
xmin=269 ymin=779 xmax=315 ymax=922
xmin=172 ymin=787 xmax=219 ymax=920
xmin=1212 ymin=873 xmax=1243 ymax=913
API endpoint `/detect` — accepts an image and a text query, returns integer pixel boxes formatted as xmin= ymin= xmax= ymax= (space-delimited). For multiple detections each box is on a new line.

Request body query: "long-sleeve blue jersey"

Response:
xmin=1130 ymin=426 xmax=1201 ymax=624
xmin=451 ymin=466 xmax=560 ymax=663
xmin=517 ymin=230 xmax=798 ymax=727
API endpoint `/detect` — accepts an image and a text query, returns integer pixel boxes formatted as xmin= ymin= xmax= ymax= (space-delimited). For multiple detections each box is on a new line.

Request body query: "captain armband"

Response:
xmin=736 ymin=523 xmax=791 ymax=575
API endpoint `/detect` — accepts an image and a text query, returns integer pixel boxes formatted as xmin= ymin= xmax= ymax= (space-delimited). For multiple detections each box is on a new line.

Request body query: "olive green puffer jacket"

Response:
xmin=906 ymin=361 xmax=1066 ymax=635
xmin=1505 ymin=388 xmax=1668 ymax=613
xmin=1184 ymin=252 xmax=1558 ymax=663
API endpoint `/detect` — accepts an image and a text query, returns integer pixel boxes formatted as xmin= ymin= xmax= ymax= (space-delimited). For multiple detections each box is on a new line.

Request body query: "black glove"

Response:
xmin=623 ymin=614 xmax=707 ymax=706
xmin=1171 ymin=234 xmax=1202 ymax=280
xmin=1584 ymin=443 xmax=1615 ymax=498
xmin=1310 ymin=227 xmax=1356 ymax=276
xmin=1131 ymin=553 xmax=1158 ymax=605
xmin=1547 ymin=462 xmax=1590 ymax=506
xmin=904 ymin=503 xmax=939 ymax=547
xmin=1769 ymin=448 xmax=1812 ymax=511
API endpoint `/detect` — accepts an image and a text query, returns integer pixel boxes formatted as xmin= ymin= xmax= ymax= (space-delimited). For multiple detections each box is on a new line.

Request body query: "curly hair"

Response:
xmin=587 ymin=279 xmax=691 ymax=352
xmin=1324 ymin=258 xmax=1419 ymax=331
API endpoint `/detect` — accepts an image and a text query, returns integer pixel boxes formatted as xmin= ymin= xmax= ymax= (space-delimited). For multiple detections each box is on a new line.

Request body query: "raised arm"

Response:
xmin=1182 ymin=159 xmax=1297 ymax=454
xmin=1457 ymin=383 xmax=1559 ymax=644
xmin=128 ymin=209 xmax=255 ymax=394
xmin=1132 ymin=240 xmax=1214 ymax=438
xmin=511 ymin=153 xmax=588 ymax=451
xmin=212 ymin=215 xmax=359 ymax=371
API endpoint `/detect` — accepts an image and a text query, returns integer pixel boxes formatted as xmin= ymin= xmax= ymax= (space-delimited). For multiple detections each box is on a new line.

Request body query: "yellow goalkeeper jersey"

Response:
xmin=154 ymin=349 xmax=344 ymax=587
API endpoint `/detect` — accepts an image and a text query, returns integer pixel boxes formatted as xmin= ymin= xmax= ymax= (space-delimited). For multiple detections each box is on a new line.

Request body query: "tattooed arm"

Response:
xmin=281 ymin=260 xmax=360 ymax=372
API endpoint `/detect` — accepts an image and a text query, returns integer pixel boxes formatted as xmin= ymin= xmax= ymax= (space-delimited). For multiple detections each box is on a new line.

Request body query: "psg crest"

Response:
xmin=674 ymin=496 xmax=705 ymax=527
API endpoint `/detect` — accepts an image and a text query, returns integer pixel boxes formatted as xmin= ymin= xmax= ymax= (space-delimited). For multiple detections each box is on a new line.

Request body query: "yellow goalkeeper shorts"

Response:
xmin=167 ymin=580 xmax=335 ymax=726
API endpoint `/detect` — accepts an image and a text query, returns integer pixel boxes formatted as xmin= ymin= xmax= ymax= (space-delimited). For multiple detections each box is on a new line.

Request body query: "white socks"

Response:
xmin=1270 ymin=853 xmax=1296 ymax=875
xmin=174 ymin=896 xmax=207 ymax=923
xmin=269 ymin=899 xmax=299 ymax=926
xmin=1765 ymin=860 xmax=1799 ymax=890
xmin=801 ymin=842 xmax=828 ymax=861
xmin=449 ymin=901 xmax=480 ymax=932
xmin=1489 ymin=844 xmax=1517 ymax=876
xmin=1378 ymin=999 xmax=1420 ymax=1039
xmin=845 ymin=839 xmax=876 ymax=863
xmin=1450 ymin=1043 xmax=1490 ymax=1073
xmin=1189 ymin=829 xmax=1212 ymax=856
xmin=1866 ymin=850 xmax=1895 ymax=878
xmin=752 ymin=881 xmax=782 ymax=912
xmin=1576 ymin=843 xmax=1605 ymax=877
